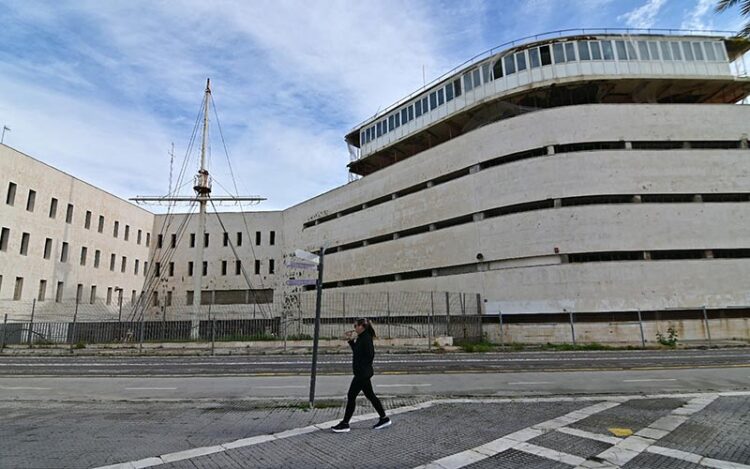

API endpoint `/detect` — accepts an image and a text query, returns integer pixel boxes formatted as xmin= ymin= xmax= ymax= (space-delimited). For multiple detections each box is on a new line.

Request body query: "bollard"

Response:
xmin=702 ymin=306 xmax=712 ymax=348
xmin=637 ymin=309 xmax=646 ymax=348
xmin=28 ymin=299 xmax=36 ymax=347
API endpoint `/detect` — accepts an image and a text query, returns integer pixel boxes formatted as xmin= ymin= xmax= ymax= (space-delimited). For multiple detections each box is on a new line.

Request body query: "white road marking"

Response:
xmin=575 ymin=394 xmax=720 ymax=468
xmin=515 ymin=442 xmax=585 ymax=466
xmin=253 ymin=385 xmax=306 ymax=389
xmin=623 ymin=378 xmax=678 ymax=382
xmin=413 ymin=401 xmax=622 ymax=469
xmin=508 ymin=381 xmax=552 ymax=385
xmin=377 ymin=383 xmax=432 ymax=387
xmin=124 ymin=387 xmax=177 ymax=391
xmin=557 ymin=426 xmax=622 ymax=445
xmin=0 ymin=385 xmax=51 ymax=390
xmin=647 ymin=445 xmax=750 ymax=469
xmin=93 ymin=392 xmax=750 ymax=469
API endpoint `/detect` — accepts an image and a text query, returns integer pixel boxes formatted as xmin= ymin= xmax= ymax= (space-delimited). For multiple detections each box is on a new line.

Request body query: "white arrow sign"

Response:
xmin=294 ymin=249 xmax=320 ymax=264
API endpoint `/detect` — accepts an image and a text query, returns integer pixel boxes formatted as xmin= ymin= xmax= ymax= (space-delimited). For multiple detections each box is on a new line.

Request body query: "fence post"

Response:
xmin=461 ymin=293 xmax=467 ymax=342
xmin=386 ymin=291 xmax=391 ymax=340
xmin=210 ymin=307 xmax=215 ymax=356
xmin=567 ymin=309 xmax=576 ymax=345
xmin=702 ymin=306 xmax=712 ymax=347
xmin=476 ymin=293 xmax=482 ymax=341
xmin=70 ymin=294 xmax=80 ymax=352
xmin=637 ymin=309 xmax=646 ymax=348
xmin=445 ymin=292 xmax=451 ymax=337
xmin=498 ymin=311 xmax=504 ymax=349
xmin=139 ymin=312 xmax=145 ymax=353
xmin=118 ymin=290 xmax=123 ymax=323
xmin=1 ymin=314 xmax=7 ymax=351
xmin=428 ymin=292 xmax=434 ymax=351
xmin=28 ymin=299 xmax=36 ymax=347
xmin=342 ymin=292 xmax=346 ymax=338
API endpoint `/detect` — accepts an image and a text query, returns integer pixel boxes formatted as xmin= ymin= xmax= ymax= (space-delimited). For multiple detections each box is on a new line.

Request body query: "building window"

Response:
xmin=146 ymin=232 xmax=150 ymax=247
xmin=186 ymin=290 xmax=194 ymax=306
xmin=188 ymin=261 xmax=193 ymax=276
xmin=26 ymin=189 xmax=36 ymax=212
xmin=152 ymin=291 xmax=159 ymax=307
xmin=155 ymin=262 xmax=161 ymax=276
xmin=94 ymin=249 xmax=101 ymax=268
xmin=110 ymin=253 xmax=116 ymax=271
xmin=76 ymin=284 xmax=83 ymax=302
xmin=221 ymin=260 xmax=227 ymax=275
xmin=223 ymin=232 xmax=229 ymax=247
xmin=113 ymin=221 xmax=119 ymax=238
xmin=235 ymin=260 xmax=241 ymax=275
xmin=269 ymin=259 xmax=275 ymax=274
xmin=134 ymin=259 xmax=139 ymax=275
xmin=60 ymin=242 xmax=69 ymax=263
xmin=80 ymin=246 xmax=87 ymax=266
xmin=38 ymin=279 xmax=47 ymax=301
xmin=107 ymin=287 xmax=112 ymax=305
xmin=0 ymin=227 xmax=9 ymax=251
xmin=13 ymin=277 xmax=23 ymax=301
xmin=56 ymin=281 xmax=64 ymax=302
xmin=90 ymin=285 xmax=97 ymax=304
xmin=20 ymin=232 xmax=29 ymax=255
xmin=6 ymin=182 xmax=16 ymax=206
xmin=44 ymin=238 xmax=52 ymax=259
xmin=122 ymin=256 xmax=127 ymax=273
xmin=137 ymin=229 xmax=142 ymax=245
xmin=254 ymin=259 xmax=261 ymax=275
xmin=85 ymin=211 xmax=92 ymax=229
xmin=49 ymin=198 xmax=58 ymax=218
xmin=124 ymin=225 xmax=130 ymax=241
xmin=170 ymin=233 xmax=176 ymax=248
xmin=202 ymin=261 xmax=207 ymax=276
xmin=65 ymin=204 xmax=73 ymax=224
xmin=143 ymin=261 xmax=148 ymax=276
xmin=190 ymin=233 xmax=195 ymax=247
xmin=204 ymin=233 xmax=209 ymax=247
xmin=166 ymin=290 xmax=172 ymax=307
xmin=168 ymin=261 xmax=174 ymax=276
xmin=237 ymin=232 xmax=242 ymax=246
xmin=98 ymin=215 xmax=104 ymax=233
xmin=270 ymin=231 xmax=275 ymax=245
xmin=157 ymin=234 xmax=163 ymax=248
xmin=255 ymin=231 xmax=261 ymax=246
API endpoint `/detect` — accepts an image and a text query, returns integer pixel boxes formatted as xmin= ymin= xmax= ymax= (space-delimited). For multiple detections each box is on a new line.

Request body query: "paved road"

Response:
xmin=1 ymin=348 xmax=748 ymax=376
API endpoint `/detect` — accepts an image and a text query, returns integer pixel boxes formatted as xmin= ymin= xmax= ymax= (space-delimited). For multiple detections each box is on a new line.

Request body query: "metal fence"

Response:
xmin=0 ymin=291 xmax=483 ymax=348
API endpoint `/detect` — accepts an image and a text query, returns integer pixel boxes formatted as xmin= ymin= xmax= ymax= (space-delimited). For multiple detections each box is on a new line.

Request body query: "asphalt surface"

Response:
xmin=0 ymin=348 xmax=748 ymax=376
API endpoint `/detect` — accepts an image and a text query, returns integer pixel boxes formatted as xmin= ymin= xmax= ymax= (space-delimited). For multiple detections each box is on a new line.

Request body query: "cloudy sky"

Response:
xmin=0 ymin=0 xmax=746 ymax=211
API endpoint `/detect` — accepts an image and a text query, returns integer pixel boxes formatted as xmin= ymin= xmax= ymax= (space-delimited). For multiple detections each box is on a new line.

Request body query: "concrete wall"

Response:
xmin=0 ymin=144 xmax=153 ymax=312
xmin=282 ymin=104 xmax=750 ymax=313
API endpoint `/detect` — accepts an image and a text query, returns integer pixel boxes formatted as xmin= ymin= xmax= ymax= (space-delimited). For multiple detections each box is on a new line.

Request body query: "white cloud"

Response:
xmin=680 ymin=0 xmax=715 ymax=31
xmin=618 ymin=0 xmax=667 ymax=29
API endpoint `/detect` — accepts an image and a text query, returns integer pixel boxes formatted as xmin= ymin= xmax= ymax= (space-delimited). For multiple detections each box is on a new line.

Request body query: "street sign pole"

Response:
xmin=309 ymin=246 xmax=325 ymax=409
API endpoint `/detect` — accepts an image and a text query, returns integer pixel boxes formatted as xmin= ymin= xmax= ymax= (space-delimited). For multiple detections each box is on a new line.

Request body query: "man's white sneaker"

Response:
xmin=373 ymin=417 xmax=392 ymax=430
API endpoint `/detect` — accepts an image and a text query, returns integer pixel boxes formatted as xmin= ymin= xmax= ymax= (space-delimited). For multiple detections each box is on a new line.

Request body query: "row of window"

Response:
xmin=156 ymin=230 xmax=276 ymax=249
xmin=4 ymin=181 xmax=151 ymax=245
xmin=0 ymin=275 xmax=137 ymax=305
xmin=360 ymin=38 xmax=727 ymax=146
xmin=0 ymin=226 xmax=147 ymax=276
xmin=152 ymin=258 xmax=275 ymax=277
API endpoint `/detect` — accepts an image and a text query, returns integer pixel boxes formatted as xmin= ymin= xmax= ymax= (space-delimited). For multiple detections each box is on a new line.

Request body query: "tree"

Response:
xmin=716 ymin=0 xmax=750 ymax=37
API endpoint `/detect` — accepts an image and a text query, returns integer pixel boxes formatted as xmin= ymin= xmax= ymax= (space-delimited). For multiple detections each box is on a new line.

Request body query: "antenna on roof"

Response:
xmin=1 ymin=125 xmax=10 ymax=144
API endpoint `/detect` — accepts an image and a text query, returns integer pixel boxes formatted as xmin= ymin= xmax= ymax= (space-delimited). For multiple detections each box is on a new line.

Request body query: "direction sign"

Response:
xmin=286 ymin=261 xmax=318 ymax=270
xmin=294 ymin=249 xmax=320 ymax=264
xmin=286 ymin=278 xmax=318 ymax=286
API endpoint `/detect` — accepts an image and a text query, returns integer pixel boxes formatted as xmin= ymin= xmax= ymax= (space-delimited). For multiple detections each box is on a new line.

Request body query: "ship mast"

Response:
xmin=131 ymin=79 xmax=266 ymax=331
xmin=193 ymin=78 xmax=212 ymax=320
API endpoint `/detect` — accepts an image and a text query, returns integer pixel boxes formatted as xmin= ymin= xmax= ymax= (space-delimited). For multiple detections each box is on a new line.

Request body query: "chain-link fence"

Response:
xmin=0 ymin=291 xmax=483 ymax=348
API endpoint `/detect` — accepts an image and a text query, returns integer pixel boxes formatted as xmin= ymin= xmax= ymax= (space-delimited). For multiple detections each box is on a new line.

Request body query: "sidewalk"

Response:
xmin=2 ymin=392 xmax=749 ymax=468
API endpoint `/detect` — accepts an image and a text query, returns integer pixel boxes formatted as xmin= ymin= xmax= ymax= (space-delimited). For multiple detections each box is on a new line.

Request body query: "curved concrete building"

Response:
xmin=2 ymin=30 xmax=750 ymax=328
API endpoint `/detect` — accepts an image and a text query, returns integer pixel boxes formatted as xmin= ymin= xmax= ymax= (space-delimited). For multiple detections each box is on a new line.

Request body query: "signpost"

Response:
xmin=291 ymin=247 xmax=326 ymax=408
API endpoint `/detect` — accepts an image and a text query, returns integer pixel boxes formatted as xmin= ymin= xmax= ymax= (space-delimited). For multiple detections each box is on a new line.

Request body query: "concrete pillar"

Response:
xmin=391 ymin=194 xmax=398 ymax=200
xmin=426 ymin=181 xmax=434 ymax=188
xmin=472 ymin=213 xmax=485 ymax=222
xmin=632 ymin=195 xmax=642 ymax=203
xmin=553 ymin=199 xmax=562 ymax=208
xmin=693 ymin=194 xmax=703 ymax=203
xmin=704 ymin=250 xmax=714 ymax=259
xmin=429 ymin=224 xmax=436 ymax=231
xmin=469 ymin=164 xmax=481 ymax=174
xmin=546 ymin=145 xmax=555 ymax=155
xmin=643 ymin=251 xmax=652 ymax=260
xmin=624 ymin=141 xmax=633 ymax=149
